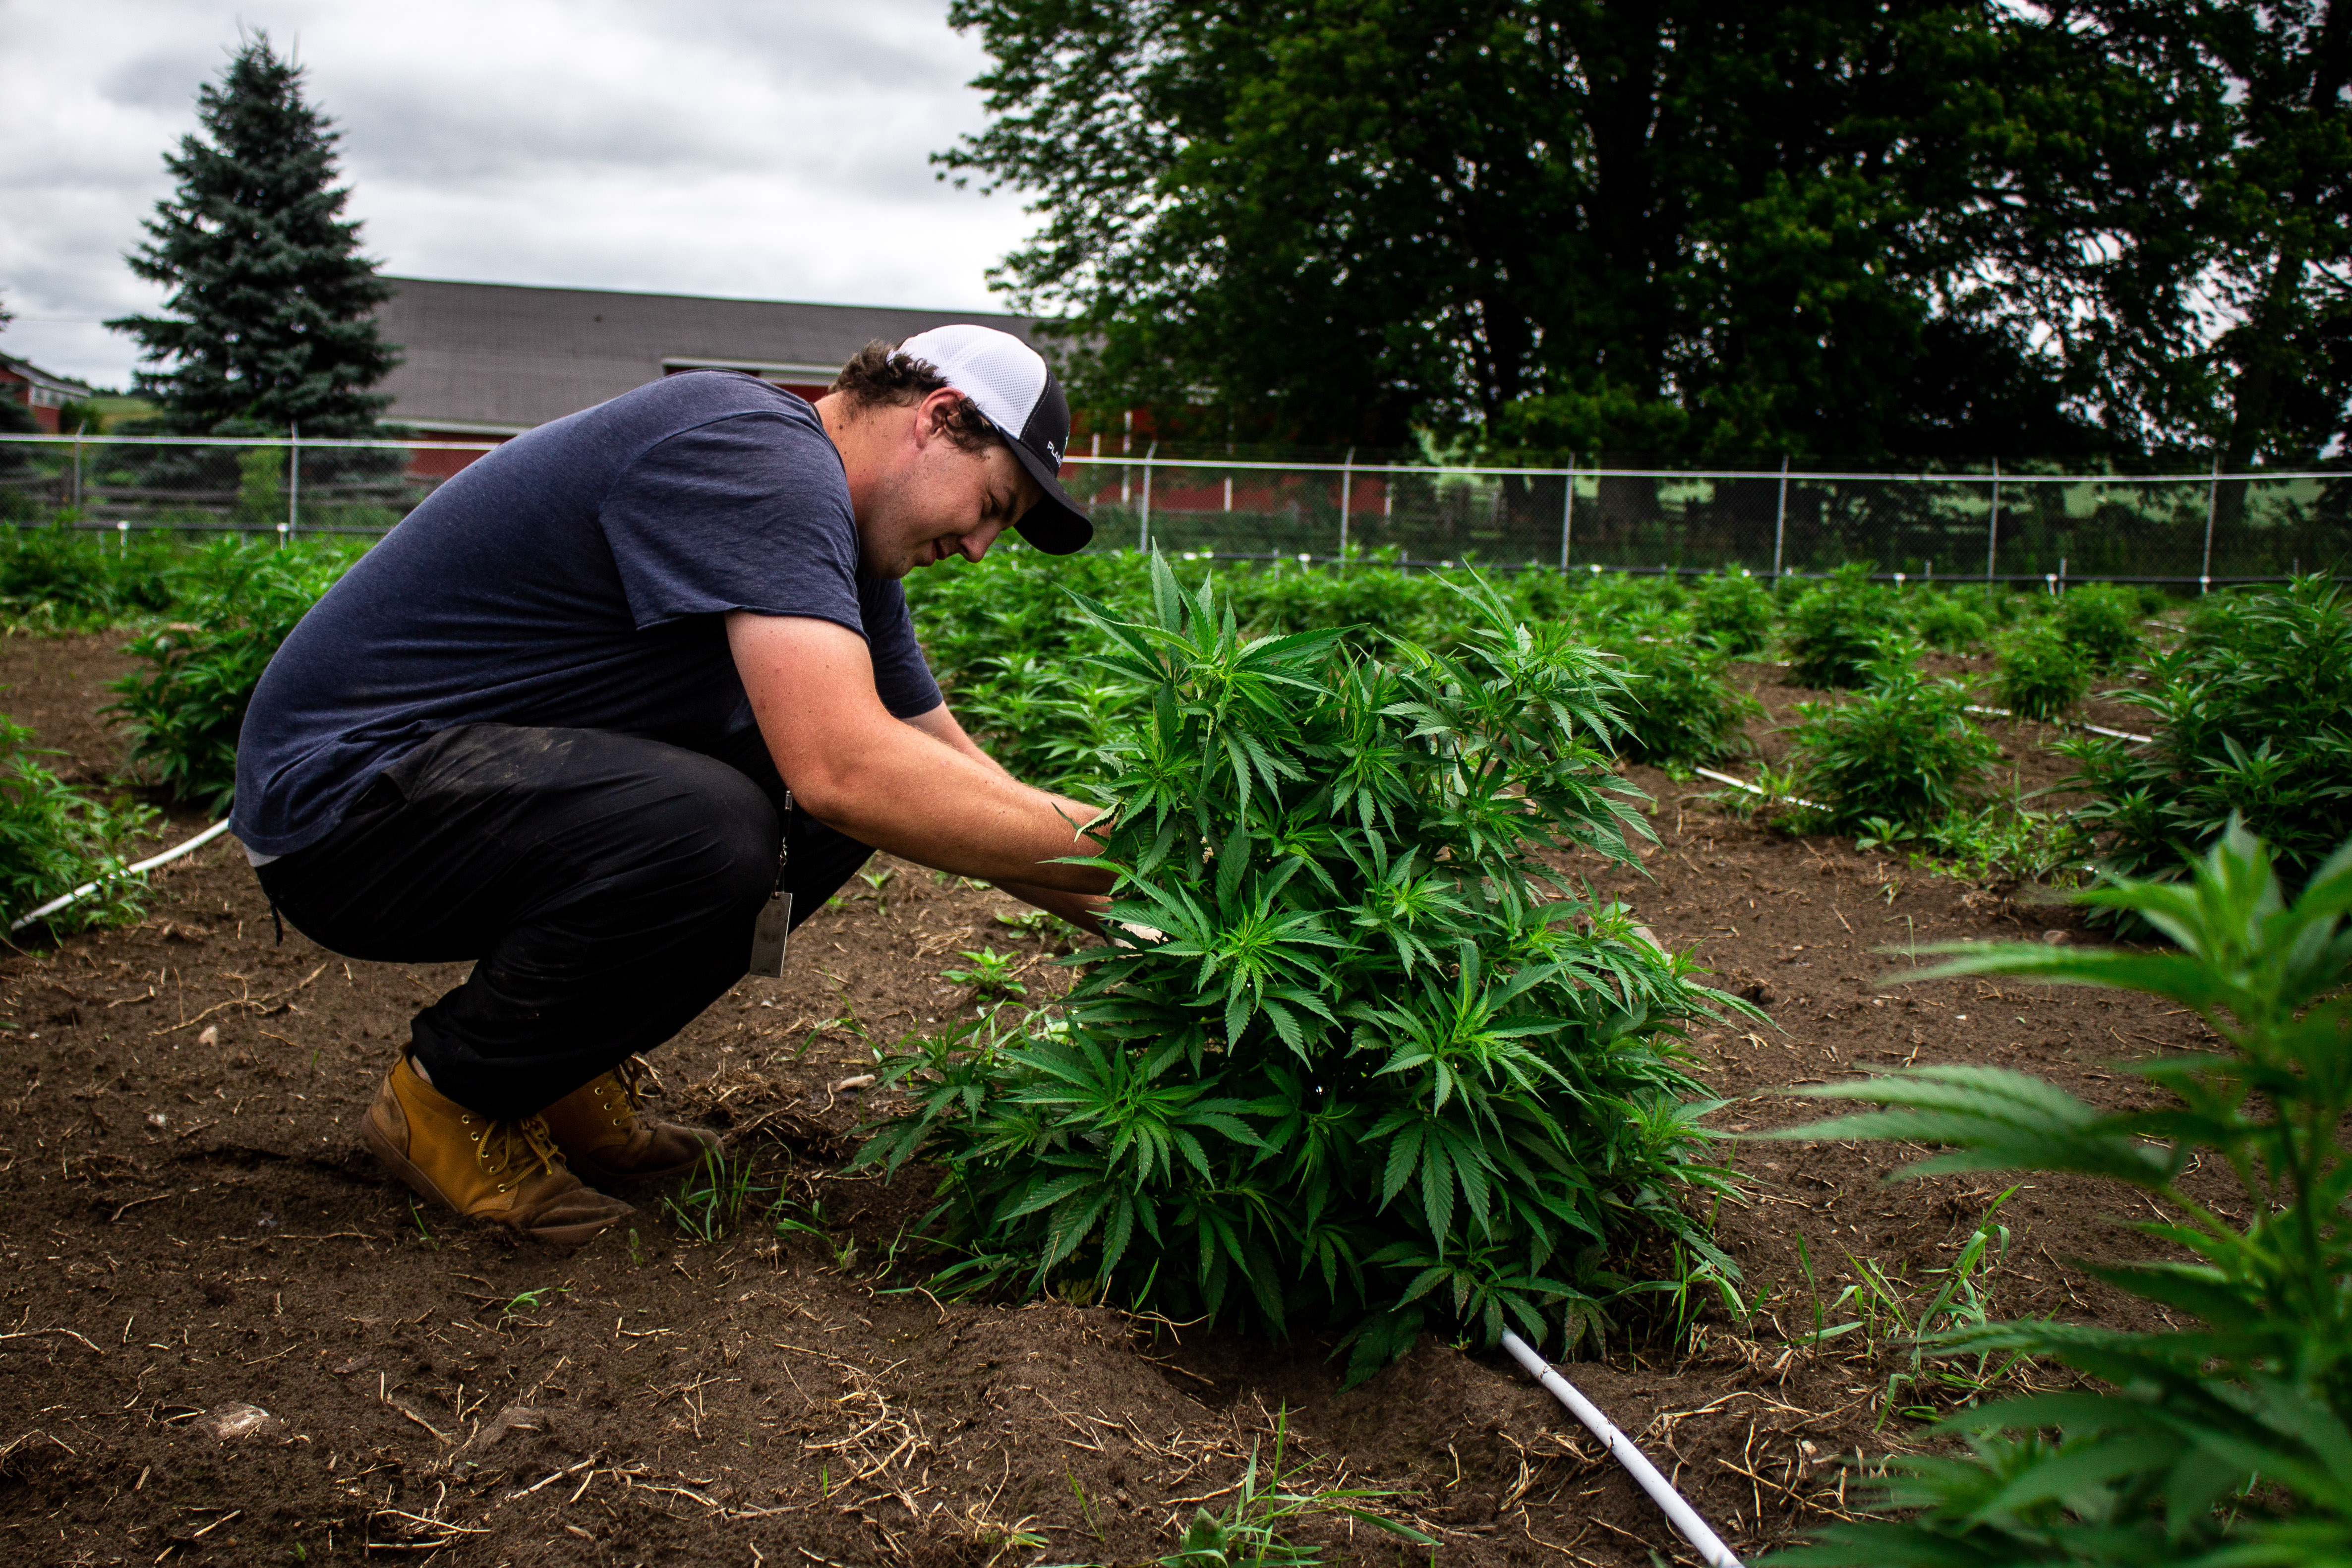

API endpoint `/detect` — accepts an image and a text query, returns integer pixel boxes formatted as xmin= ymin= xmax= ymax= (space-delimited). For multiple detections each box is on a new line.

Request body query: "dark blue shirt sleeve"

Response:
xmin=598 ymin=407 xmax=942 ymax=718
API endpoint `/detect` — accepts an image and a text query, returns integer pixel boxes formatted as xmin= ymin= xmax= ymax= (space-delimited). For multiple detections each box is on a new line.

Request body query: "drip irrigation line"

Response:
xmin=1961 ymin=704 xmax=2152 ymax=744
xmin=1498 ymin=1330 xmax=1747 ymax=1568
xmin=9 ymin=819 xmax=234 ymax=934
xmin=1691 ymin=766 xmax=1825 ymax=811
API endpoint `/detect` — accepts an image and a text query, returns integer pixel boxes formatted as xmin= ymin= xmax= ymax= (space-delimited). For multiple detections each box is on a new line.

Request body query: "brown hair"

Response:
xmin=828 ymin=340 xmax=995 ymax=454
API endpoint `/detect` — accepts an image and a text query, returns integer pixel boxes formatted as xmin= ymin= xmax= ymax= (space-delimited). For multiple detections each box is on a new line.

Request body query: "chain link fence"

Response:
xmin=3 ymin=434 xmax=2344 ymax=585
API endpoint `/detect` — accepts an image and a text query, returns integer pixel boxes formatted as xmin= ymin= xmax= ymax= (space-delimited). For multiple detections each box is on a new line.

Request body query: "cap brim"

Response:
xmin=1003 ymin=438 xmax=1093 ymax=555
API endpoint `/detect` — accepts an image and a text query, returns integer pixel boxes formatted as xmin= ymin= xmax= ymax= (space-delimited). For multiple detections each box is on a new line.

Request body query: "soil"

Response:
xmin=0 ymin=635 xmax=2224 ymax=1568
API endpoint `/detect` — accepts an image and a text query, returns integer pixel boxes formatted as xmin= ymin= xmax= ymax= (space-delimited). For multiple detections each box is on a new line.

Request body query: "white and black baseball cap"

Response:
xmin=893 ymin=325 xmax=1093 ymax=555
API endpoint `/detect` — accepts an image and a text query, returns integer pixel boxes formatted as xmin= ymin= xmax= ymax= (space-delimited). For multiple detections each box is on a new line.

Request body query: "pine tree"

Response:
xmin=108 ymin=34 xmax=397 ymax=437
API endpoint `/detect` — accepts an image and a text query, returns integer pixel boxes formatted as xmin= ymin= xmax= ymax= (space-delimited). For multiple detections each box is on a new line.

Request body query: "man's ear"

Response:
xmin=913 ymin=387 xmax=966 ymax=448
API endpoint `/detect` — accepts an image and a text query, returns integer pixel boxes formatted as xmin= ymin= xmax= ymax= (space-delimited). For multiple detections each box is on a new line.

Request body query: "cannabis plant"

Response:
xmin=1764 ymin=823 xmax=2352 ymax=1565
xmin=1783 ymin=566 xmax=1902 ymax=689
xmin=1689 ymin=569 xmax=1776 ymax=657
xmin=1997 ymin=623 xmax=2091 ymax=720
xmin=1592 ymin=618 xmax=1759 ymax=766
xmin=1785 ymin=648 xmax=2001 ymax=828
xmin=0 ymin=720 xmax=159 ymax=933
xmin=864 ymin=558 xmax=1754 ymax=1383
xmin=2063 ymin=575 xmax=2352 ymax=891
xmin=107 ymin=537 xmax=362 ymax=808
xmin=2055 ymin=582 xmax=2144 ymax=670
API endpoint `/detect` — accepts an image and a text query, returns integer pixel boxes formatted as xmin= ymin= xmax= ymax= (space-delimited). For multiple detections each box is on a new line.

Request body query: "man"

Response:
xmin=232 ymin=325 xmax=1114 ymax=1244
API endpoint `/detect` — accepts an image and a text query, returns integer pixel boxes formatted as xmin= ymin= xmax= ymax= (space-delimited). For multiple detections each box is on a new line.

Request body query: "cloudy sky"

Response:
xmin=0 ymin=0 xmax=1037 ymax=390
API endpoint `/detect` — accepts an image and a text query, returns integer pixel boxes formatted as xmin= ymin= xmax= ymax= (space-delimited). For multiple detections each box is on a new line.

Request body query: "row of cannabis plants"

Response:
xmin=0 ymin=532 xmax=361 ymax=930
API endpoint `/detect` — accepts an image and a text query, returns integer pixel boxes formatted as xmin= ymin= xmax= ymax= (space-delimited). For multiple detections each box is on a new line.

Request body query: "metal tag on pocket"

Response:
xmin=748 ymin=891 xmax=792 ymax=978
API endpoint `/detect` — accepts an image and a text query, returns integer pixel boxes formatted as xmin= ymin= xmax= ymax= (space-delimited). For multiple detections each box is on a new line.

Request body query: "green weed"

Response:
xmin=661 ymin=1144 xmax=767 ymax=1243
xmin=1783 ymin=567 xmax=1902 ymax=689
xmin=1785 ymin=650 xmax=2000 ymax=828
xmin=106 ymin=537 xmax=364 ymax=808
xmin=1160 ymin=1408 xmax=1432 ymax=1567
xmin=864 ymin=556 xmax=1759 ymax=1385
xmin=941 ymin=947 xmax=1028 ymax=1005
xmin=2063 ymin=574 xmax=2352 ymax=893
xmin=0 ymin=720 xmax=160 ymax=934
xmin=1762 ymin=824 xmax=2352 ymax=1564
xmin=1996 ymin=623 xmax=2090 ymax=720
xmin=2054 ymin=582 xmax=2143 ymax=670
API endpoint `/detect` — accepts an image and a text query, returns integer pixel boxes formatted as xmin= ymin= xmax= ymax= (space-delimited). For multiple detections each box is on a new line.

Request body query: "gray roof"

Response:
xmin=374 ymin=277 xmax=1043 ymax=434
xmin=0 ymin=352 xmax=96 ymax=398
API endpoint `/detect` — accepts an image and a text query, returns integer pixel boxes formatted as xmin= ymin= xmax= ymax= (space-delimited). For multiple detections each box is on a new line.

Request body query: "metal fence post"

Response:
xmin=1137 ymin=440 xmax=1157 ymax=553
xmin=1559 ymin=453 xmax=1576 ymax=571
xmin=1986 ymin=458 xmax=2000 ymax=584
xmin=1770 ymin=456 xmax=1788 ymax=581
xmin=2201 ymin=455 xmax=2220 ymax=593
xmin=1338 ymin=447 xmax=1354 ymax=566
xmin=287 ymin=423 xmax=300 ymax=542
xmin=70 ymin=422 xmax=85 ymax=520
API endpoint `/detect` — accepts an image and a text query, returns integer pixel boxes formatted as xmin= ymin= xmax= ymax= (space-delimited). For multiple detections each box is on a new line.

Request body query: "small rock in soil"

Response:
xmin=194 ymin=1402 xmax=283 ymax=1442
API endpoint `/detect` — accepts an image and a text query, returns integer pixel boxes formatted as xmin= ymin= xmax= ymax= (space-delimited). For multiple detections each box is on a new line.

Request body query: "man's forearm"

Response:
xmin=800 ymin=729 xmax=1105 ymax=890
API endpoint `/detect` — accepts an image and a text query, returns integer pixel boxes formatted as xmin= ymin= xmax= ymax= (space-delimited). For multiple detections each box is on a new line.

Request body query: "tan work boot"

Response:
xmin=539 ymin=1057 xmax=721 ymax=1188
xmin=361 ymin=1056 xmax=633 ymax=1246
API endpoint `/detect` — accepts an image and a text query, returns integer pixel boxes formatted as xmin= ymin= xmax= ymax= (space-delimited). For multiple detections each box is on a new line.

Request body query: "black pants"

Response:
xmin=256 ymin=724 xmax=872 ymax=1119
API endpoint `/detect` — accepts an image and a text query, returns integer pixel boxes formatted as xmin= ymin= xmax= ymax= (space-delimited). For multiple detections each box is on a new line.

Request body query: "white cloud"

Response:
xmin=0 ymin=0 xmax=1035 ymax=389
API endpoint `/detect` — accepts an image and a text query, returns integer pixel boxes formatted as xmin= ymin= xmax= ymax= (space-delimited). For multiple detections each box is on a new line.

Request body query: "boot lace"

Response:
xmin=476 ymin=1115 xmax=565 ymax=1191
xmin=593 ymin=1056 xmax=660 ymax=1130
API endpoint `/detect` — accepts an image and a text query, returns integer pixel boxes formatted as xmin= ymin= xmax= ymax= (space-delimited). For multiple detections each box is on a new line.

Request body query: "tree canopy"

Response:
xmin=109 ymin=33 xmax=398 ymax=438
xmin=943 ymin=0 xmax=2352 ymax=465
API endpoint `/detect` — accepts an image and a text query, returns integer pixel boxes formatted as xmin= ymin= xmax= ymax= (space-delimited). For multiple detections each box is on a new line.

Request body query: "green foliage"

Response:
xmin=1760 ymin=824 xmax=2352 ymax=1565
xmin=1905 ymin=589 xmax=1991 ymax=653
xmin=1997 ymin=623 xmax=2092 ymax=720
xmin=2063 ymin=576 xmax=2352 ymax=890
xmin=1783 ymin=569 xmax=1903 ymax=689
xmin=107 ymin=33 xmax=396 ymax=436
xmin=2055 ymin=583 xmax=2144 ymax=670
xmin=946 ymin=2 xmax=2126 ymax=458
xmin=1158 ymin=1408 xmax=1432 ymax=1566
xmin=865 ymin=557 xmax=1753 ymax=1383
xmin=0 ymin=719 xmax=160 ymax=933
xmin=1689 ymin=568 xmax=1777 ymax=656
xmin=0 ymin=526 xmax=177 ymax=632
xmin=106 ymin=538 xmax=362 ymax=809
xmin=661 ymin=1144 xmax=767 ymax=1243
xmin=1592 ymin=624 xmax=1759 ymax=766
xmin=1787 ymin=651 xmax=2002 ymax=828
xmin=941 ymin=947 xmax=1028 ymax=1005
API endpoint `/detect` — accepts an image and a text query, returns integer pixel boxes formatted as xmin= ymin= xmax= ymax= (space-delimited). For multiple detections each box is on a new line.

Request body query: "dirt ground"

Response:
xmin=0 ymin=632 xmax=2223 ymax=1568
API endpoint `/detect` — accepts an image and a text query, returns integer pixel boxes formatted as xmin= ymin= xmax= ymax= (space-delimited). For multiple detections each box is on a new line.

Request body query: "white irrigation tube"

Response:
xmin=1499 ymin=1330 xmax=1746 ymax=1568
xmin=1692 ymin=766 xmax=1825 ymax=811
xmin=1962 ymin=704 xmax=2152 ymax=744
xmin=10 ymin=819 xmax=234 ymax=934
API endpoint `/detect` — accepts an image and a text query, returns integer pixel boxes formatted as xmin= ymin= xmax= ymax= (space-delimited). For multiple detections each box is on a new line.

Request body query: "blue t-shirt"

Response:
xmin=232 ymin=371 xmax=942 ymax=857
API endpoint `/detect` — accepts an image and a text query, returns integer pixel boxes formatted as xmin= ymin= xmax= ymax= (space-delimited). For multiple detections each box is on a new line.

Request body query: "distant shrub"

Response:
xmin=1688 ymin=569 xmax=1775 ymax=656
xmin=106 ymin=538 xmax=364 ymax=809
xmin=0 ymin=719 xmax=158 ymax=933
xmin=0 ymin=526 xmax=178 ymax=631
xmin=1787 ymin=648 xmax=2001 ymax=827
xmin=2063 ymin=575 xmax=2352 ymax=889
xmin=2054 ymin=582 xmax=2142 ymax=669
xmin=1996 ymin=623 xmax=2091 ymax=719
xmin=1905 ymin=589 xmax=1990 ymax=652
xmin=1595 ymin=620 xmax=1759 ymax=765
xmin=1782 ymin=567 xmax=1902 ymax=688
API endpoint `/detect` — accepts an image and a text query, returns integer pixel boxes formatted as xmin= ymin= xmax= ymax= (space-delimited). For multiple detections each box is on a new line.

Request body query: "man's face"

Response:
xmin=854 ymin=395 xmax=1044 ymax=581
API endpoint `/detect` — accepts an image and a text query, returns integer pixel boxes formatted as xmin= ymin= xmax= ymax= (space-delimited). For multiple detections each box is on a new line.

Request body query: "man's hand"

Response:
xmin=728 ymin=612 xmax=1112 ymax=895
xmin=901 ymin=704 xmax=1110 ymax=934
